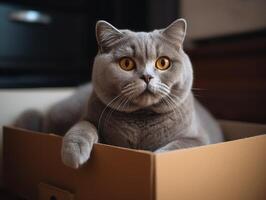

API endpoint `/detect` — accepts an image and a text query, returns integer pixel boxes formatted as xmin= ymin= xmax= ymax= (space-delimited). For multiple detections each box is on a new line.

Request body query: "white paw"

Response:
xmin=61 ymin=136 xmax=92 ymax=169
xmin=154 ymin=148 xmax=168 ymax=153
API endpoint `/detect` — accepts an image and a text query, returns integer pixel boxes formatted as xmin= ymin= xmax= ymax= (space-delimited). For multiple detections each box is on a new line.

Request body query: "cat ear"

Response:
xmin=161 ymin=18 xmax=187 ymax=46
xmin=96 ymin=20 xmax=124 ymax=52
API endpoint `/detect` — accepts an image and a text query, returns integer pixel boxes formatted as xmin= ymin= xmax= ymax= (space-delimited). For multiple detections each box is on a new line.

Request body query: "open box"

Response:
xmin=3 ymin=120 xmax=266 ymax=200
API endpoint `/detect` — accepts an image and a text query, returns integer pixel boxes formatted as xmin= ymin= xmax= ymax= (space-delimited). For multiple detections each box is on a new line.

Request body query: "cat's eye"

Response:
xmin=119 ymin=57 xmax=136 ymax=71
xmin=155 ymin=57 xmax=171 ymax=70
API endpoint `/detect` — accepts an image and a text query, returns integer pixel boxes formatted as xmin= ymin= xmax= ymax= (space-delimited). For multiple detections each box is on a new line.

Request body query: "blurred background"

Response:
xmin=0 ymin=0 xmax=265 ymax=192
xmin=0 ymin=0 xmax=265 ymax=122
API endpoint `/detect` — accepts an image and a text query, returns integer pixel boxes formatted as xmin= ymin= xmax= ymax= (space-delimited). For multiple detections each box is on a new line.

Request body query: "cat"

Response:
xmin=14 ymin=18 xmax=224 ymax=169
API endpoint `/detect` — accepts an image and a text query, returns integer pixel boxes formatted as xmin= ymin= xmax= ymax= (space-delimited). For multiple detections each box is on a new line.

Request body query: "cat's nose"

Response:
xmin=141 ymin=75 xmax=153 ymax=84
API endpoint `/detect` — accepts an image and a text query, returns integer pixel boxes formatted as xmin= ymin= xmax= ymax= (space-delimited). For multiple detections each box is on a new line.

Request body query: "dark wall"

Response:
xmin=0 ymin=0 xmax=180 ymax=88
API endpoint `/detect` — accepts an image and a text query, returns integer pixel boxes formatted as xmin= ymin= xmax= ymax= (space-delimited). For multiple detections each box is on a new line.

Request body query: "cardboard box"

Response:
xmin=3 ymin=120 xmax=266 ymax=200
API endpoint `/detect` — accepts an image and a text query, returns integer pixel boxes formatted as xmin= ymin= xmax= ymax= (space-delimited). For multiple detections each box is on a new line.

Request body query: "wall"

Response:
xmin=181 ymin=0 xmax=266 ymax=40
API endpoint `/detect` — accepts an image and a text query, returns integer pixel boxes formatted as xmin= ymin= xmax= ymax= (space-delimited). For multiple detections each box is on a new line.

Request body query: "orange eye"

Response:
xmin=119 ymin=57 xmax=136 ymax=71
xmin=155 ymin=56 xmax=171 ymax=70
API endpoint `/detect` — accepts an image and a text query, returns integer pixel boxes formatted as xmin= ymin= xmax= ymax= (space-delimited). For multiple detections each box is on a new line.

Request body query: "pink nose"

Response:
xmin=141 ymin=75 xmax=153 ymax=83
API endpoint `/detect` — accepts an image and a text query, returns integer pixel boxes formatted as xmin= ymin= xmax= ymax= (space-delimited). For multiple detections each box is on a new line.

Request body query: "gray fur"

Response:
xmin=14 ymin=19 xmax=223 ymax=168
xmin=14 ymin=109 xmax=43 ymax=131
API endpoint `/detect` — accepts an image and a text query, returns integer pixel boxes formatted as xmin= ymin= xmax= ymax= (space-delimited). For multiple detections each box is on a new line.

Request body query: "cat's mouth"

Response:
xmin=144 ymin=86 xmax=155 ymax=94
xmin=130 ymin=87 xmax=162 ymax=107
xmin=121 ymin=81 xmax=166 ymax=107
xmin=137 ymin=84 xmax=157 ymax=97
xmin=140 ymin=89 xmax=156 ymax=98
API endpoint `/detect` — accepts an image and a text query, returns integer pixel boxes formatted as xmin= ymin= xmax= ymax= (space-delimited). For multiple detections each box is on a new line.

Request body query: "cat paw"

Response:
xmin=61 ymin=136 xmax=92 ymax=169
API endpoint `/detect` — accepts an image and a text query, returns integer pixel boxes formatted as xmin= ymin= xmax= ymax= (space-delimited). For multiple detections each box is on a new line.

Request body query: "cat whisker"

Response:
xmin=158 ymin=93 xmax=184 ymax=126
xmin=161 ymin=95 xmax=177 ymax=115
xmin=165 ymin=94 xmax=185 ymax=125
xmin=156 ymin=89 xmax=180 ymax=121
xmin=120 ymin=94 xmax=134 ymax=112
xmin=192 ymin=87 xmax=206 ymax=91
xmin=122 ymin=88 xmax=140 ymax=99
xmin=192 ymin=93 xmax=204 ymax=98
xmin=98 ymin=94 xmax=124 ymax=134
xmin=102 ymin=91 xmax=137 ymax=132
xmin=158 ymin=90 xmax=184 ymax=121
xmin=121 ymin=87 xmax=134 ymax=94
xmin=157 ymin=82 xmax=171 ymax=91
xmin=121 ymin=83 xmax=138 ymax=94
xmin=102 ymin=96 xmax=128 ymax=132
xmin=122 ymin=82 xmax=135 ymax=91
xmin=157 ymin=85 xmax=171 ymax=97
xmin=167 ymin=93 xmax=188 ymax=125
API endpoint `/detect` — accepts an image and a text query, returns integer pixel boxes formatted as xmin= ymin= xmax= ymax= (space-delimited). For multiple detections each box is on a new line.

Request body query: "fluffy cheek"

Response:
xmin=103 ymin=64 xmax=131 ymax=92
xmin=93 ymin=57 xmax=133 ymax=103
xmin=160 ymin=64 xmax=183 ymax=87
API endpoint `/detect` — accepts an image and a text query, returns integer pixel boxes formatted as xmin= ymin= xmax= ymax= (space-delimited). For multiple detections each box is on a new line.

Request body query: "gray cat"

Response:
xmin=15 ymin=19 xmax=223 ymax=169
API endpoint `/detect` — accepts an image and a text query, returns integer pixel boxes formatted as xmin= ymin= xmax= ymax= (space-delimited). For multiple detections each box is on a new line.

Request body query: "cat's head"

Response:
xmin=92 ymin=18 xmax=193 ymax=113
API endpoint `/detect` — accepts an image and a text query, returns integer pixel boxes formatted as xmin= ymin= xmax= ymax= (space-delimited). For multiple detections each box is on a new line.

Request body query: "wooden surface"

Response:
xmin=187 ymin=35 xmax=266 ymax=123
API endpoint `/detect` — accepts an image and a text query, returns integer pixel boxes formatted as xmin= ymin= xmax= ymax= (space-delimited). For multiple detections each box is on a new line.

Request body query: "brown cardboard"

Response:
xmin=38 ymin=182 xmax=74 ymax=200
xmin=3 ymin=127 xmax=154 ymax=200
xmin=3 ymin=120 xmax=266 ymax=200
xmin=155 ymin=135 xmax=266 ymax=200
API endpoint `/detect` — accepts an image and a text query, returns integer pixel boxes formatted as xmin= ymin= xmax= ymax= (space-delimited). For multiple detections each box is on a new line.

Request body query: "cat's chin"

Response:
xmin=131 ymin=91 xmax=161 ymax=108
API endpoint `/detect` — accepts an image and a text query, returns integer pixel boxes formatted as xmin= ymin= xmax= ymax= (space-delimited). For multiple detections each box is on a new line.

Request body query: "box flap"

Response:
xmin=3 ymin=126 xmax=154 ymax=200
xmin=219 ymin=120 xmax=266 ymax=140
xmin=154 ymin=135 xmax=266 ymax=200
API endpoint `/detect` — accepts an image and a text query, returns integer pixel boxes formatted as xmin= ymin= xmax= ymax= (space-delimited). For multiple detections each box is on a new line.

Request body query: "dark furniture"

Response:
xmin=0 ymin=0 xmax=179 ymax=88
xmin=188 ymin=32 xmax=266 ymax=123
